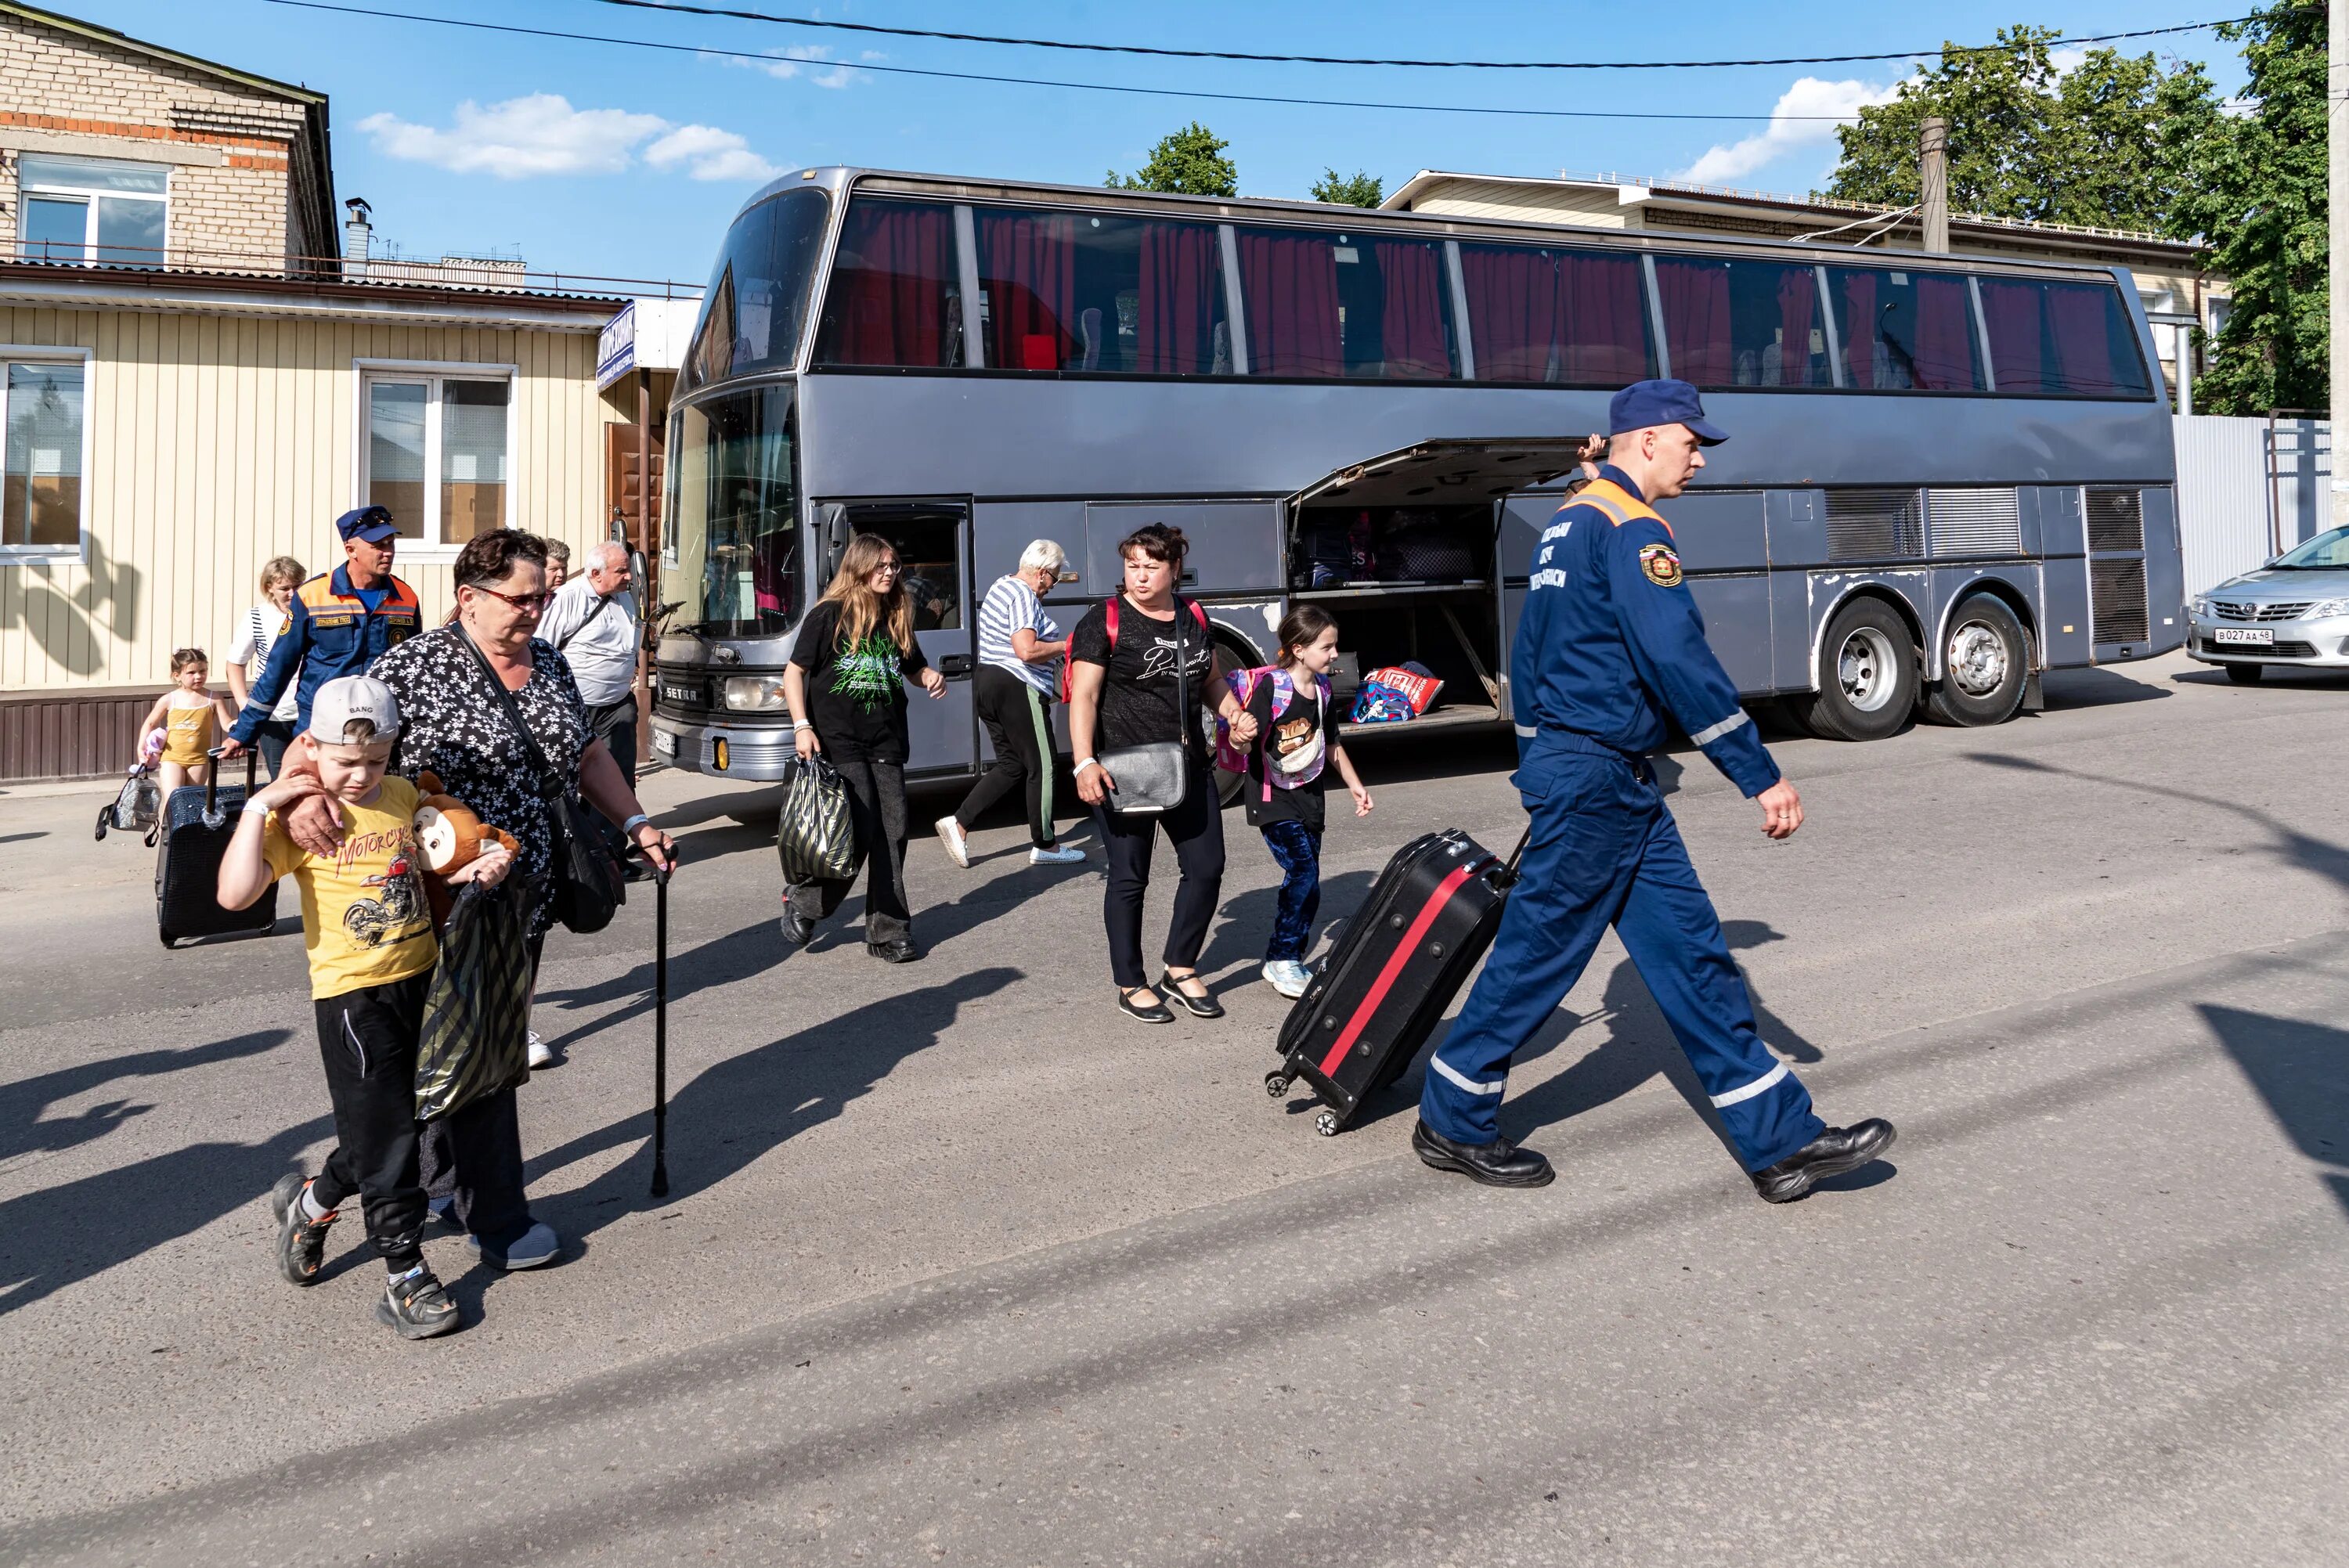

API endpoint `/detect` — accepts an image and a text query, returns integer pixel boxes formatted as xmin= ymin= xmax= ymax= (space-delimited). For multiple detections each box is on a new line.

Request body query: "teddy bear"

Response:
xmin=412 ymin=771 xmax=518 ymax=927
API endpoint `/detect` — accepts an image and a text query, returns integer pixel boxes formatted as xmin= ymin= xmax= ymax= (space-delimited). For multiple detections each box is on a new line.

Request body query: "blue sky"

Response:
xmin=77 ymin=1 xmax=2251 ymax=286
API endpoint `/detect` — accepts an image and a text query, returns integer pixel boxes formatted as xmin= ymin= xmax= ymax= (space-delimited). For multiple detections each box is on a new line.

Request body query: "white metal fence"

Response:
xmin=2174 ymin=414 xmax=2334 ymax=596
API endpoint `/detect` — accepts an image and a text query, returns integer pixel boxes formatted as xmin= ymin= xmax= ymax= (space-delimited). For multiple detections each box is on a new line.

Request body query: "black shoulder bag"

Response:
xmin=459 ymin=632 xmax=624 ymax=934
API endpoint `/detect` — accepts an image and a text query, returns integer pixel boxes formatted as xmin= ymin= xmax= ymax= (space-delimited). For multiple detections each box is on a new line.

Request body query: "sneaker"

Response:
xmin=1030 ymin=843 xmax=1087 ymax=866
xmin=466 ymin=1219 xmax=561 ymax=1271
xmin=527 ymin=1030 xmax=555 ymax=1070
xmin=269 ymin=1172 xmax=336 ymax=1286
xmin=376 ymin=1265 xmax=461 ymax=1340
xmin=934 ymin=816 xmax=971 ymax=869
xmin=1261 ymin=960 xmax=1312 ymax=999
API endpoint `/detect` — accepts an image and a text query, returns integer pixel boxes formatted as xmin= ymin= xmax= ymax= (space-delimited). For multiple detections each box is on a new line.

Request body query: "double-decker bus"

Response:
xmin=650 ymin=166 xmax=2181 ymax=788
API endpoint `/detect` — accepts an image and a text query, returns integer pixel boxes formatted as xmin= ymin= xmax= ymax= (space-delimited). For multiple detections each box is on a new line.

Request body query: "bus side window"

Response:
xmin=813 ymin=198 xmax=965 ymax=369
xmin=1825 ymin=267 xmax=1983 ymax=391
xmin=1977 ymin=278 xmax=2153 ymax=398
xmin=972 ymin=207 xmax=1229 ymax=375
xmin=1235 ymin=226 xmax=1459 ymax=381
xmin=1654 ymin=258 xmax=1831 ymax=391
xmin=1456 ymin=242 xmax=1651 ymax=385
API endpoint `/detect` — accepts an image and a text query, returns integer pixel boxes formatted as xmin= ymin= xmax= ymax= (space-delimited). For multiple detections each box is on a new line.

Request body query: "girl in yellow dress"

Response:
xmin=136 ymin=648 xmax=239 ymax=796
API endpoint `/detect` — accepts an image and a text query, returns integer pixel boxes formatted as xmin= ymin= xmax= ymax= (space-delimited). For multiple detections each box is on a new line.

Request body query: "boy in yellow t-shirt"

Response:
xmin=218 ymin=676 xmax=511 ymax=1341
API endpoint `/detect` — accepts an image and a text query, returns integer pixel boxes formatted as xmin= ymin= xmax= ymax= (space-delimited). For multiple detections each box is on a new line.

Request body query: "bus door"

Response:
xmin=832 ymin=500 xmax=978 ymax=780
xmin=1288 ymin=438 xmax=1583 ymax=724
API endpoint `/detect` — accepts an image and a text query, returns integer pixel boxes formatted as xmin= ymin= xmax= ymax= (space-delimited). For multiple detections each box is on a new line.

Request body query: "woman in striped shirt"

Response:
xmin=936 ymin=539 xmax=1088 ymax=869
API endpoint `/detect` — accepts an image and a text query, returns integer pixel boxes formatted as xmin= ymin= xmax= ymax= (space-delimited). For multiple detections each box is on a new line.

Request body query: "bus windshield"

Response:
xmin=680 ymin=186 xmax=831 ymax=393
xmin=665 ymin=384 xmax=803 ymax=638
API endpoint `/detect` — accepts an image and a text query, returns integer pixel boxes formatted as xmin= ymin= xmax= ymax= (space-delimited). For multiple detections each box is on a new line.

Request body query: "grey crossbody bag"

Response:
xmin=1100 ymin=600 xmax=1198 ymax=816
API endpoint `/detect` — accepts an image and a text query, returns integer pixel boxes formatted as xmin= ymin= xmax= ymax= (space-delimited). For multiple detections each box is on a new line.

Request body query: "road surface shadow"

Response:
xmin=2197 ymin=1004 xmax=2349 ymax=1224
xmin=2170 ymin=665 xmax=2349 ymax=691
xmin=1200 ymin=869 xmax=1376 ymax=989
xmin=2040 ymin=665 xmax=2170 ymax=709
xmin=2 ymin=1029 xmax=287 ymax=1164
xmin=523 ymin=966 xmax=1021 ymax=1236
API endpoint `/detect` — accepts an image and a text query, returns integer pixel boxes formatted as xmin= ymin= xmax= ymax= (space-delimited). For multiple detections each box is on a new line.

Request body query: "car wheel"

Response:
xmin=1923 ymin=595 xmax=2030 ymax=727
xmin=2224 ymin=662 xmax=2264 ymax=685
xmin=1788 ymin=598 xmax=1918 ymax=741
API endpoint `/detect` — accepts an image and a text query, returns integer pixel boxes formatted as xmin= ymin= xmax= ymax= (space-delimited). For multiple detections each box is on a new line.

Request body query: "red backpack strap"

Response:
xmin=1105 ymin=594 xmax=1120 ymax=647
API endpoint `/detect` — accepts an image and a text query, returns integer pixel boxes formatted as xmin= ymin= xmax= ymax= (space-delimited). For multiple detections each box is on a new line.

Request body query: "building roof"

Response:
xmin=0 ymin=2 xmax=337 ymax=258
xmin=1383 ymin=169 xmax=2210 ymax=272
xmin=0 ymin=258 xmax=630 ymax=331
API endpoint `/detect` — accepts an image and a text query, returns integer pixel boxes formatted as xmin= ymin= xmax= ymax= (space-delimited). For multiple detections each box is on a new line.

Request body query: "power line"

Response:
xmin=581 ymin=0 xmax=2261 ymax=72
xmin=264 ymin=1 xmax=1885 ymax=121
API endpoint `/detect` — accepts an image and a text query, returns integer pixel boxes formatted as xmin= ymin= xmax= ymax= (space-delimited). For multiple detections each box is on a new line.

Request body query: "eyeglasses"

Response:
xmin=468 ymin=584 xmax=551 ymax=611
xmin=871 ymin=562 xmax=902 ymax=576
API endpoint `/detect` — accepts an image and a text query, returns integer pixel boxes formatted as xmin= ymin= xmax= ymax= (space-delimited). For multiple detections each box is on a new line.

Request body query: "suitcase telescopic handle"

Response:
xmin=1491 ymin=822 xmax=1534 ymax=891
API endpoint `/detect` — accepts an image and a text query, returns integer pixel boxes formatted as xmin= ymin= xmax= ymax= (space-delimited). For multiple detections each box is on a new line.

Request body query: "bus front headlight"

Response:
xmin=723 ymin=676 xmax=788 ymax=711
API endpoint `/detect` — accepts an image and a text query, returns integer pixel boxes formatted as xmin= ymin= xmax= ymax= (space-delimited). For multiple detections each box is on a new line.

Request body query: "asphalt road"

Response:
xmin=3 ymin=650 xmax=2346 ymax=1566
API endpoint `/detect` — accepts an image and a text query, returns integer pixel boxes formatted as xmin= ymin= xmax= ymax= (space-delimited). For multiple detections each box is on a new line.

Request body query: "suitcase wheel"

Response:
xmin=1315 ymin=1109 xmax=1341 ymax=1137
xmin=1264 ymin=1070 xmax=1290 ymax=1099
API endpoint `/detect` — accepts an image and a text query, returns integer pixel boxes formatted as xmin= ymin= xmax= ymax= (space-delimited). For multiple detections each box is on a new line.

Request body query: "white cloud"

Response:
xmin=2048 ymin=45 xmax=2091 ymax=77
xmin=719 ymin=43 xmax=861 ymax=89
xmin=646 ymin=125 xmax=784 ymax=183
xmin=1676 ymin=76 xmax=1896 ymax=187
xmin=358 ymin=94 xmax=782 ymax=182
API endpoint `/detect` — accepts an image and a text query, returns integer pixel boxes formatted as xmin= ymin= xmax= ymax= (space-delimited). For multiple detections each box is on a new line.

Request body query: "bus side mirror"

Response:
xmin=819 ymin=503 xmax=850 ymax=578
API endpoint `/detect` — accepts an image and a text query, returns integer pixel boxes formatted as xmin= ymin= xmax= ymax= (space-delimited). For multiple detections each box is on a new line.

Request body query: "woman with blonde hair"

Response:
xmin=226 ymin=554 xmax=308 ymax=777
xmin=781 ymin=532 xmax=947 ymax=962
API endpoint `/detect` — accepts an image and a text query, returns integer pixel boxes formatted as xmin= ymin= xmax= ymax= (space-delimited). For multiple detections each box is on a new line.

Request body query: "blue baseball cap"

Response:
xmin=336 ymin=505 xmax=399 ymax=543
xmin=1607 ymin=379 xmax=1729 ymax=445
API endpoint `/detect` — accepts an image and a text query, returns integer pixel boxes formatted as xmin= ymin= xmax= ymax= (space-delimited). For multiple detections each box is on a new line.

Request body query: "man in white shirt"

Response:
xmin=539 ymin=539 xmax=645 ymax=874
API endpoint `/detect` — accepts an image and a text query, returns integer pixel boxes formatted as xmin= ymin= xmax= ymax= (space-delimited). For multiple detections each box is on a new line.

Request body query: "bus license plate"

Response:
xmin=2213 ymin=628 xmax=2273 ymax=646
xmin=651 ymin=730 xmax=677 ymax=757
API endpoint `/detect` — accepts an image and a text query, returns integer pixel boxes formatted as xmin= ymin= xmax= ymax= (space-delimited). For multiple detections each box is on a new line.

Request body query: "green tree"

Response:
xmin=1311 ymin=168 xmax=1384 ymax=207
xmin=1823 ymin=25 xmax=2220 ymax=232
xmin=2165 ymin=3 xmax=2329 ymax=414
xmin=1106 ymin=122 xmax=1237 ymax=197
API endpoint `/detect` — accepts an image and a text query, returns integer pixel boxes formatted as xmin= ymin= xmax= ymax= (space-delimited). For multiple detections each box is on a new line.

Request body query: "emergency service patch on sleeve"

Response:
xmin=1638 ymin=542 xmax=1683 ymax=588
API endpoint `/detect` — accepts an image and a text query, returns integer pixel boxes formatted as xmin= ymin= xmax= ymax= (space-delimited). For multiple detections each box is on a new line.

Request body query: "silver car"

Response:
xmin=2187 ymin=525 xmax=2349 ymax=684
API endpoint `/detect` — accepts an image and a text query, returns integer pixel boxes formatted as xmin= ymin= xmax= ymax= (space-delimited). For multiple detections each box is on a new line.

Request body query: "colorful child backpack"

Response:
xmin=1215 ymin=665 xmax=1333 ymax=802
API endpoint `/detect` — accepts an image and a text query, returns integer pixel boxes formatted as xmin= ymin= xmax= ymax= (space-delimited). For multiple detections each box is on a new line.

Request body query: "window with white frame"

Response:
xmin=2 ymin=355 xmax=87 ymax=553
xmin=16 ymin=154 xmax=168 ymax=267
xmin=361 ymin=369 xmax=513 ymax=546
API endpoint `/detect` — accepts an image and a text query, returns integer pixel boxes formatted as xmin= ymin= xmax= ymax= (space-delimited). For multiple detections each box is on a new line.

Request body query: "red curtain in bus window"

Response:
xmin=1770 ymin=268 xmax=1815 ymax=387
xmin=1460 ymin=247 xmax=1554 ymax=381
xmin=1913 ymin=275 xmax=1979 ymax=389
xmin=980 ymin=211 xmax=1077 ymax=370
xmin=1654 ymin=259 xmax=1733 ymax=388
xmin=1377 ymin=240 xmax=1451 ymax=378
xmin=2047 ymin=283 xmax=2118 ymax=394
xmin=1557 ymin=251 xmax=1649 ymax=384
xmin=1978 ymin=279 xmax=2048 ymax=392
xmin=1239 ymin=229 xmax=1343 ymax=377
xmin=1838 ymin=270 xmax=1880 ymax=388
xmin=1136 ymin=221 xmax=1218 ymax=374
xmin=826 ymin=201 xmax=958 ymax=366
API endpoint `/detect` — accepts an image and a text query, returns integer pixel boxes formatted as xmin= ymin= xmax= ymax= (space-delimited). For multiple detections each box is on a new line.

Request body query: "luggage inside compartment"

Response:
xmin=1290 ymin=503 xmax=1493 ymax=591
xmin=1297 ymin=594 xmax=1504 ymax=729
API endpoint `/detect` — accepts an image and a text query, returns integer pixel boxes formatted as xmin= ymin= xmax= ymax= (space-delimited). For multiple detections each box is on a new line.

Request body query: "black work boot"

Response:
xmin=1411 ymin=1119 xmax=1555 ymax=1188
xmin=1750 ymin=1119 xmax=1897 ymax=1204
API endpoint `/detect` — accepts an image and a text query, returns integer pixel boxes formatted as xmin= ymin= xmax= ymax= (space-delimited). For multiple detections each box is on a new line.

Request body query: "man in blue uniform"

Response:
xmin=1413 ymin=380 xmax=1895 ymax=1202
xmin=220 ymin=506 xmax=423 ymax=759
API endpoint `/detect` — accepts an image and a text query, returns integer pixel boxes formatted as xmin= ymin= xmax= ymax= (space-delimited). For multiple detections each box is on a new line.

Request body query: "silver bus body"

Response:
xmin=651 ymin=167 xmax=2181 ymax=784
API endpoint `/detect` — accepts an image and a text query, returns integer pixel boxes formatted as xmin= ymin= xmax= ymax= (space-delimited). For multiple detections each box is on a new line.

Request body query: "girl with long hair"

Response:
xmin=781 ymin=532 xmax=947 ymax=962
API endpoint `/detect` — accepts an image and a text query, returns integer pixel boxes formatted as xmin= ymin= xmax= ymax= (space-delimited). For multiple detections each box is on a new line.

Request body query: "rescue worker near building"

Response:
xmin=221 ymin=506 xmax=423 ymax=759
xmin=1413 ymin=380 xmax=1896 ymax=1202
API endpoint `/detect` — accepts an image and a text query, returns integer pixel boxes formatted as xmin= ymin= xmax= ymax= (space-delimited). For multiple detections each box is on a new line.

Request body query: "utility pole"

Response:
xmin=1919 ymin=116 xmax=1950 ymax=254
xmin=2330 ymin=1 xmax=2346 ymax=523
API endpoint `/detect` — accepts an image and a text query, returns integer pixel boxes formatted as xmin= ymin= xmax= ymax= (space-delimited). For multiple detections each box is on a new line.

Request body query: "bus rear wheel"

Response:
xmin=1923 ymin=595 xmax=2030 ymax=727
xmin=1789 ymin=599 xmax=1917 ymax=742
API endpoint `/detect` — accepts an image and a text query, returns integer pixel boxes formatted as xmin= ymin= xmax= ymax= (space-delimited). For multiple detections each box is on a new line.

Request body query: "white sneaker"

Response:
xmin=1030 ymin=843 xmax=1087 ymax=865
xmin=1261 ymin=961 xmax=1312 ymax=999
xmin=934 ymin=816 xmax=971 ymax=869
xmin=526 ymin=1030 xmax=554 ymax=1069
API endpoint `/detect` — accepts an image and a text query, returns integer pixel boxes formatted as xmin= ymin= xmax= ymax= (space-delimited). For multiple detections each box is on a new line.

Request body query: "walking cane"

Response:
xmin=649 ymin=855 xmax=673 ymax=1199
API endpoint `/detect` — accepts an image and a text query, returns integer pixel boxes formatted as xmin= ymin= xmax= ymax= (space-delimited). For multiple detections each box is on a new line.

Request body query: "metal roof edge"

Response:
xmin=0 ymin=267 xmax=622 ymax=330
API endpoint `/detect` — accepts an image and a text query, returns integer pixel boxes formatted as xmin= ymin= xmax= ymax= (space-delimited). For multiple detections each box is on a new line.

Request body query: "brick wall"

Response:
xmin=0 ymin=13 xmax=321 ymax=271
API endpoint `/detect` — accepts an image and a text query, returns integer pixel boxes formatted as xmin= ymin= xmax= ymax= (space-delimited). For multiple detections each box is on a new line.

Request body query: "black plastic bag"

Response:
xmin=777 ymin=754 xmax=857 ymax=884
xmin=415 ymin=880 xmax=534 ymax=1122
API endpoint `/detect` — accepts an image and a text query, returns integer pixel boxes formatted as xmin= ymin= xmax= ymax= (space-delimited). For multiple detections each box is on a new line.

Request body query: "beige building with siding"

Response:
xmin=1383 ymin=171 xmax=2227 ymax=409
xmin=0 ymin=4 xmax=647 ymax=780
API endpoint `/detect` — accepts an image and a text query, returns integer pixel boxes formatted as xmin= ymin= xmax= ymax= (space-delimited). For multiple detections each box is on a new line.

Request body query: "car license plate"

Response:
xmin=651 ymin=730 xmax=678 ymax=757
xmin=2213 ymin=628 xmax=2273 ymax=646
xmin=662 ymin=682 xmax=702 ymax=704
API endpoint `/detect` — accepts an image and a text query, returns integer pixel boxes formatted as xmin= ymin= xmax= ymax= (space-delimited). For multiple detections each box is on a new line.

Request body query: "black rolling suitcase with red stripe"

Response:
xmin=1265 ymin=827 xmax=1528 ymax=1136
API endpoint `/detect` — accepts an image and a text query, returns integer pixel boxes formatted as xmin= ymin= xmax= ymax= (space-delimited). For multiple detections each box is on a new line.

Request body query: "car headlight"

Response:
xmin=2190 ymin=597 xmax=2210 ymax=618
xmin=2304 ymin=598 xmax=2349 ymax=620
xmin=722 ymin=676 xmax=788 ymax=711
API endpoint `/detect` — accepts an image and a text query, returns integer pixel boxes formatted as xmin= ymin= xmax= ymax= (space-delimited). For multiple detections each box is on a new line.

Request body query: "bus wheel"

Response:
xmin=1924 ymin=596 xmax=2030 ymax=727
xmin=2224 ymin=662 xmax=2264 ymax=685
xmin=1791 ymin=598 xmax=1916 ymax=741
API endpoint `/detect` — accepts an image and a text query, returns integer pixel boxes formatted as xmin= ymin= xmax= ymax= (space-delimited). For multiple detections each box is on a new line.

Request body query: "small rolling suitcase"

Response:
xmin=1265 ymin=827 xmax=1528 ymax=1137
xmin=155 ymin=749 xmax=280 ymax=949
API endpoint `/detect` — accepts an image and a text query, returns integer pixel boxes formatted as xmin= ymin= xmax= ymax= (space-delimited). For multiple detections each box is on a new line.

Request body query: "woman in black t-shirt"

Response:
xmin=781 ymin=532 xmax=945 ymax=962
xmin=1068 ymin=522 xmax=1258 ymax=1023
